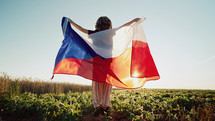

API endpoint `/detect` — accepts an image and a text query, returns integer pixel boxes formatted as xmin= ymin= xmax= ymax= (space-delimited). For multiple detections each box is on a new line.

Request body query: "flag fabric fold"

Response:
xmin=53 ymin=17 xmax=160 ymax=89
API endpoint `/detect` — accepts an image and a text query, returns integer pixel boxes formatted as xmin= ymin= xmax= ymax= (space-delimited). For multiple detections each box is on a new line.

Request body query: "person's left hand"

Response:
xmin=133 ymin=18 xmax=141 ymax=22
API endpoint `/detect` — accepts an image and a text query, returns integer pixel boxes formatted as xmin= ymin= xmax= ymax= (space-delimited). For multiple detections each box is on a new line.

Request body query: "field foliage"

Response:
xmin=0 ymin=73 xmax=215 ymax=121
xmin=0 ymin=89 xmax=215 ymax=120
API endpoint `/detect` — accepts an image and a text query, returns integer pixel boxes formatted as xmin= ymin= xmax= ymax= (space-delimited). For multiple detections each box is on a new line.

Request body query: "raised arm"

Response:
xmin=120 ymin=18 xmax=144 ymax=28
xmin=69 ymin=19 xmax=88 ymax=34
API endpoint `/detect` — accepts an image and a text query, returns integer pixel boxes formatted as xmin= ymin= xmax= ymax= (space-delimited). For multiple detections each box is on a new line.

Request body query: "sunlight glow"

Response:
xmin=132 ymin=71 xmax=139 ymax=78
xmin=122 ymin=76 xmax=146 ymax=88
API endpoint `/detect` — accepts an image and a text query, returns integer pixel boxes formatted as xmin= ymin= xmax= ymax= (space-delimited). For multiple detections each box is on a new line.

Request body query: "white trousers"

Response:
xmin=92 ymin=81 xmax=112 ymax=108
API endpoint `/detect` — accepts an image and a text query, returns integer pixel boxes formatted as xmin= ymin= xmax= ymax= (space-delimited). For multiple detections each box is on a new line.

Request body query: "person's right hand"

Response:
xmin=68 ymin=18 xmax=72 ymax=22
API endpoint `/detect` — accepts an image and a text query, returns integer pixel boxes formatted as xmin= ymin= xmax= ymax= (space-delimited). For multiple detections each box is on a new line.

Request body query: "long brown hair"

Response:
xmin=95 ymin=16 xmax=112 ymax=31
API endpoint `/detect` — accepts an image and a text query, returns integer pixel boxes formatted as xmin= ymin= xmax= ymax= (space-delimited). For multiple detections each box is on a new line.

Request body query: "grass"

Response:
xmin=0 ymin=72 xmax=91 ymax=95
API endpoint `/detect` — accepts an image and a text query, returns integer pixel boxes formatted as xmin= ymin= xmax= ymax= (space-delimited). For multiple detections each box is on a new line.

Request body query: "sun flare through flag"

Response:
xmin=52 ymin=17 xmax=160 ymax=89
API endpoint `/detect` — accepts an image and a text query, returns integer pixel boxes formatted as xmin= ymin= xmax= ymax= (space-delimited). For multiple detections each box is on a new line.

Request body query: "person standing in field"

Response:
xmin=69 ymin=16 xmax=141 ymax=116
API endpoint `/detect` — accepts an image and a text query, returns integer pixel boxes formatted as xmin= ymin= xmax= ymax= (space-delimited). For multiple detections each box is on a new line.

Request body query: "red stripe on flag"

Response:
xmin=131 ymin=40 xmax=160 ymax=78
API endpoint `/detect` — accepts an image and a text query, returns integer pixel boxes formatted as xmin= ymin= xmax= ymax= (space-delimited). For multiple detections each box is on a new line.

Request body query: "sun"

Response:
xmin=132 ymin=71 xmax=139 ymax=77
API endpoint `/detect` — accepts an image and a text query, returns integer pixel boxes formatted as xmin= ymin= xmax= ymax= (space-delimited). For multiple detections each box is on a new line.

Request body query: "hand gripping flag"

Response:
xmin=52 ymin=17 xmax=160 ymax=89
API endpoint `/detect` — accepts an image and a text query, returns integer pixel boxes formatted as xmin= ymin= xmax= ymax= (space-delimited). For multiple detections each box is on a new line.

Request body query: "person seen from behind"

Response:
xmin=69 ymin=16 xmax=142 ymax=116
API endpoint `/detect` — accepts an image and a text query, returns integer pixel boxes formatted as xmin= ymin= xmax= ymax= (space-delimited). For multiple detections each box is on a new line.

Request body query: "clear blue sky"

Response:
xmin=0 ymin=0 xmax=215 ymax=89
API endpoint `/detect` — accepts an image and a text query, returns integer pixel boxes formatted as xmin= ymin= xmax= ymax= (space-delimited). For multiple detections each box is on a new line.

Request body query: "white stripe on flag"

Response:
xmin=82 ymin=18 xmax=146 ymax=58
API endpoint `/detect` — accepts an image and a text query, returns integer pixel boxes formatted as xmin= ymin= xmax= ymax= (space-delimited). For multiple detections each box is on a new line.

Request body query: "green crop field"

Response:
xmin=0 ymin=89 xmax=215 ymax=121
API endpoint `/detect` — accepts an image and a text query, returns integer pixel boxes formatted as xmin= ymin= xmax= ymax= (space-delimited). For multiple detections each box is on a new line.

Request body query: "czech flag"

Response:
xmin=52 ymin=17 xmax=160 ymax=89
